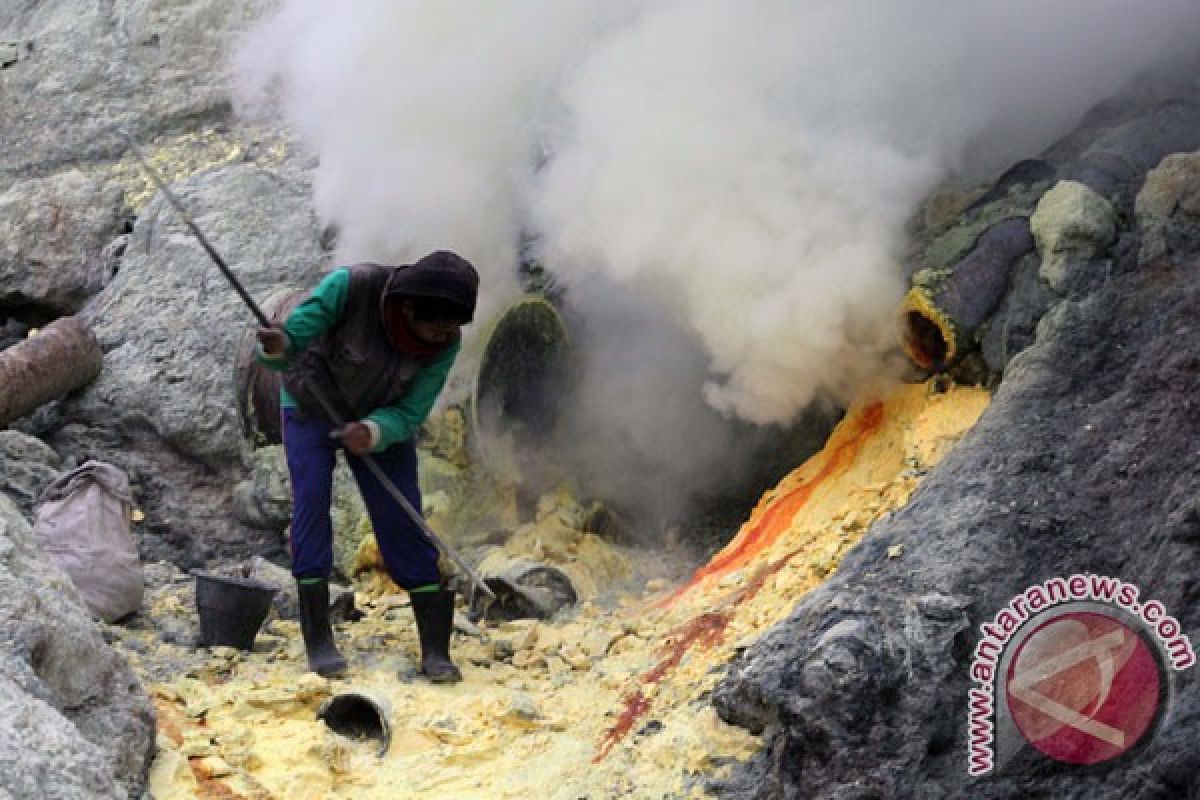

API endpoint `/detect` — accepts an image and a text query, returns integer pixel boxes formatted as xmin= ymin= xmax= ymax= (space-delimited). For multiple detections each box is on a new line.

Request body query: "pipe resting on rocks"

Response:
xmin=900 ymin=217 xmax=1035 ymax=370
xmin=0 ymin=315 xmax=101 ymax=427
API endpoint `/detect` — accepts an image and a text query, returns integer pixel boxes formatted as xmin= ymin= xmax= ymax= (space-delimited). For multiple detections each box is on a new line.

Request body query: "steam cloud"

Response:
xmin=234 ymin=0 xmax=1200 ymax=514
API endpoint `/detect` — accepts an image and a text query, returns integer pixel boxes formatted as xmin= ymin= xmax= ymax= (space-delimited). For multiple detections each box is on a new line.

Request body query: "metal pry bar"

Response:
xmin=125 ymin=137 xmax=494 ymax=601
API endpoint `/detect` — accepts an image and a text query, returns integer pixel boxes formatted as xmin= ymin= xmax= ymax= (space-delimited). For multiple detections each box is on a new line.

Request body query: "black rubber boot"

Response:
xmin=297 ymin=579 xmax=348 ymax=678
xmin=409 ymin=588 xmax=462 ymax=683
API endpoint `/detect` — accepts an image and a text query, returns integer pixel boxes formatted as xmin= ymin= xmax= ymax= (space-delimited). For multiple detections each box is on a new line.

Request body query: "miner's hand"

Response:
xmin=256 ymin=326 xmax=288 ymax=357
xmin=331 ymin=422 xmax=373 ymax=456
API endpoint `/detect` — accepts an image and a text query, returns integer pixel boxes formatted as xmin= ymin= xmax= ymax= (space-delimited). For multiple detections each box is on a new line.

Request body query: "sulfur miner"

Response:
xmin=257 ymin=251 xmax=479 ymax=683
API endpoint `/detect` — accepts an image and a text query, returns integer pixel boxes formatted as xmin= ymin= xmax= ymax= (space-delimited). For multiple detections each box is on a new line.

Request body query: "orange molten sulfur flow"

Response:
xmin=661 ymin=400 xmax=886 ymax=607
xmin=596 ymin=383 xmax=990 ymax=760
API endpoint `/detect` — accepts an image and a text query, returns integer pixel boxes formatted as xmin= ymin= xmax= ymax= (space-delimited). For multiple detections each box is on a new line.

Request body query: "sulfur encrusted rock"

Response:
xmin=1031 ymin=179 xmax=1116 ymax=292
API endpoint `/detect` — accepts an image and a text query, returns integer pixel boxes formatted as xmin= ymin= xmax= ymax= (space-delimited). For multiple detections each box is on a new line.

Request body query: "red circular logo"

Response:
xmin=1005 ymin=611 xmax=1161 ymax=765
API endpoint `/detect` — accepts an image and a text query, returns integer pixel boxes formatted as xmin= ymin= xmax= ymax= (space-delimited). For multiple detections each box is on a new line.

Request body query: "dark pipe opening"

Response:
xmin=902 ymin=310 xmax=947 ymax=370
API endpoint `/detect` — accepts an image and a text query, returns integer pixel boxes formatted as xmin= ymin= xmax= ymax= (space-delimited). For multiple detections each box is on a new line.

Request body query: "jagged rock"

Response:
xmin=0 ymin=430 xmax=61 ymax=519
xmin=0 ymin=493 xmax=155 ymax=797
xmin=1031 ymin=180 xmax=1116 ymax=292
xmin=1135 ymin=150 xmax=1200 ymax=264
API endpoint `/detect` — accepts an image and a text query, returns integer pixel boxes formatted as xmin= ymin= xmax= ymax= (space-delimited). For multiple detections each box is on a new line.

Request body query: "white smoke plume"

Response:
xmin=233 ymin=0 xmax=1200 ymax=429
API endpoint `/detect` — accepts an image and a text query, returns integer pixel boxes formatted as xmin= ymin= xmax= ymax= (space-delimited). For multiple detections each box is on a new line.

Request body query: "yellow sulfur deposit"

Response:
xmin=141 ymin=380 xmax=988 ymax=799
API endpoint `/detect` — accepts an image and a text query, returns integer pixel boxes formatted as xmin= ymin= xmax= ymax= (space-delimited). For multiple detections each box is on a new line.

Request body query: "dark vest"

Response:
xmin=283 ymin=264 xmax=423 ymax=421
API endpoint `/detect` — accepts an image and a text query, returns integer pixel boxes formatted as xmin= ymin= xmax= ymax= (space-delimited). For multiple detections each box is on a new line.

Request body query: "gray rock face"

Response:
xmin=0 ymin=493 xmax=155 ymax=798
xmin=0 ymin=0 xmax=266 ymax=183
xmin=79 ymin=163 xmax=323 ymax=466
xmin=0 ymin=429 xmax=61 ymax=519
xmin=54 ymin=162 xmax=326 ymax=566
xmin=0 ymin=676 xmax=121 ymax=800
xmin=713 ymin=155 xmax=1200 ymax=798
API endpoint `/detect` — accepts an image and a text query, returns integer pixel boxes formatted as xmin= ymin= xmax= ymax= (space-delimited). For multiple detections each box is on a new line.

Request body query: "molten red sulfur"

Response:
xmin=595 ymin=402 xmax=888 ymax=760
xmin=594 ymin=550 xmax=809 ymax=760
xmin=594 ymin=690 xmax=653 ymax=762
xmin=658 ymin=401 xmax=885 ymax=607
xmin=594 ymin=613 xmax=731 ymax=761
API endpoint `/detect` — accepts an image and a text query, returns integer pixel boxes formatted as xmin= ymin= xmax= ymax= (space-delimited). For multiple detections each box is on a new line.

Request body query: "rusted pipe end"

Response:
xmin=899 ymin=287 xmax=957 ymax=370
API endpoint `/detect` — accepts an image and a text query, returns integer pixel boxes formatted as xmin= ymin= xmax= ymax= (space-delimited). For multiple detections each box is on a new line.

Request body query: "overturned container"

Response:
xmin=317 ymin=691 xmax=392 ymax=758
xmin=466 ymin=557 xmax=579 ymax=623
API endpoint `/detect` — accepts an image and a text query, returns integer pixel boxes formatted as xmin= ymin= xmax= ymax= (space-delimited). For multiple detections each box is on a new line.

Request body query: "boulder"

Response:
xmin=1031 ymin=180 xmax=1116 ymax=292
xmin=0 ymin=170 xmax=127 ymax=313
xmin=0 ymin=493 xmax=155 ymax=798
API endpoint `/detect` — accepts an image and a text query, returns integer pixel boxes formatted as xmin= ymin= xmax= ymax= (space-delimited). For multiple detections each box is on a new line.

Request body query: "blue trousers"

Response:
xmin=282 ymin=408 xmax=440 ymax=588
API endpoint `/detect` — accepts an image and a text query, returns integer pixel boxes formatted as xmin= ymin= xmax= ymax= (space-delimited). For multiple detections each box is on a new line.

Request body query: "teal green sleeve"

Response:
xmin=256 ymin=268 xmax=350 ymax=370
xmin=365 ymin=339 xmax=461 ymax=451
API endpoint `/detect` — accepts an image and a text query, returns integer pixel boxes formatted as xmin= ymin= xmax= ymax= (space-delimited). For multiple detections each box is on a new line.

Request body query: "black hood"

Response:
xmin=384 ymin=250 xmax=480 ymax=322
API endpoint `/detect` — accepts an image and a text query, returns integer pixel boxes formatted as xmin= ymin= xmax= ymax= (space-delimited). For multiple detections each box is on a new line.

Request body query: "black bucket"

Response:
xmin=194 ymin=571 xmax=278 ymax=650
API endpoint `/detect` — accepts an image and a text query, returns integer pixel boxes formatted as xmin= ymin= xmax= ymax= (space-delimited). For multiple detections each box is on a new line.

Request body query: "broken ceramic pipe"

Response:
xmin=317 ymin=692 xmax=392 ymax=758
xmin=900 ymin=217 xmax=1035 ymax=370
xmin=466 ymin=558 xmax=578 ymax=623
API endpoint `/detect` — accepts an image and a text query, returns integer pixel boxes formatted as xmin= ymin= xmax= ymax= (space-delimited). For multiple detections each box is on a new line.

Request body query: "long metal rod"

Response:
xmin=126 ymin=139 xmax=493 ymax=600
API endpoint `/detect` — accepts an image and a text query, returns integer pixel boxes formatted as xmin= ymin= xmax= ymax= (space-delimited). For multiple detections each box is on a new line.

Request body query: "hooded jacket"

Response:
xmin=257 ymin=256 xmax=476 ymax=451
